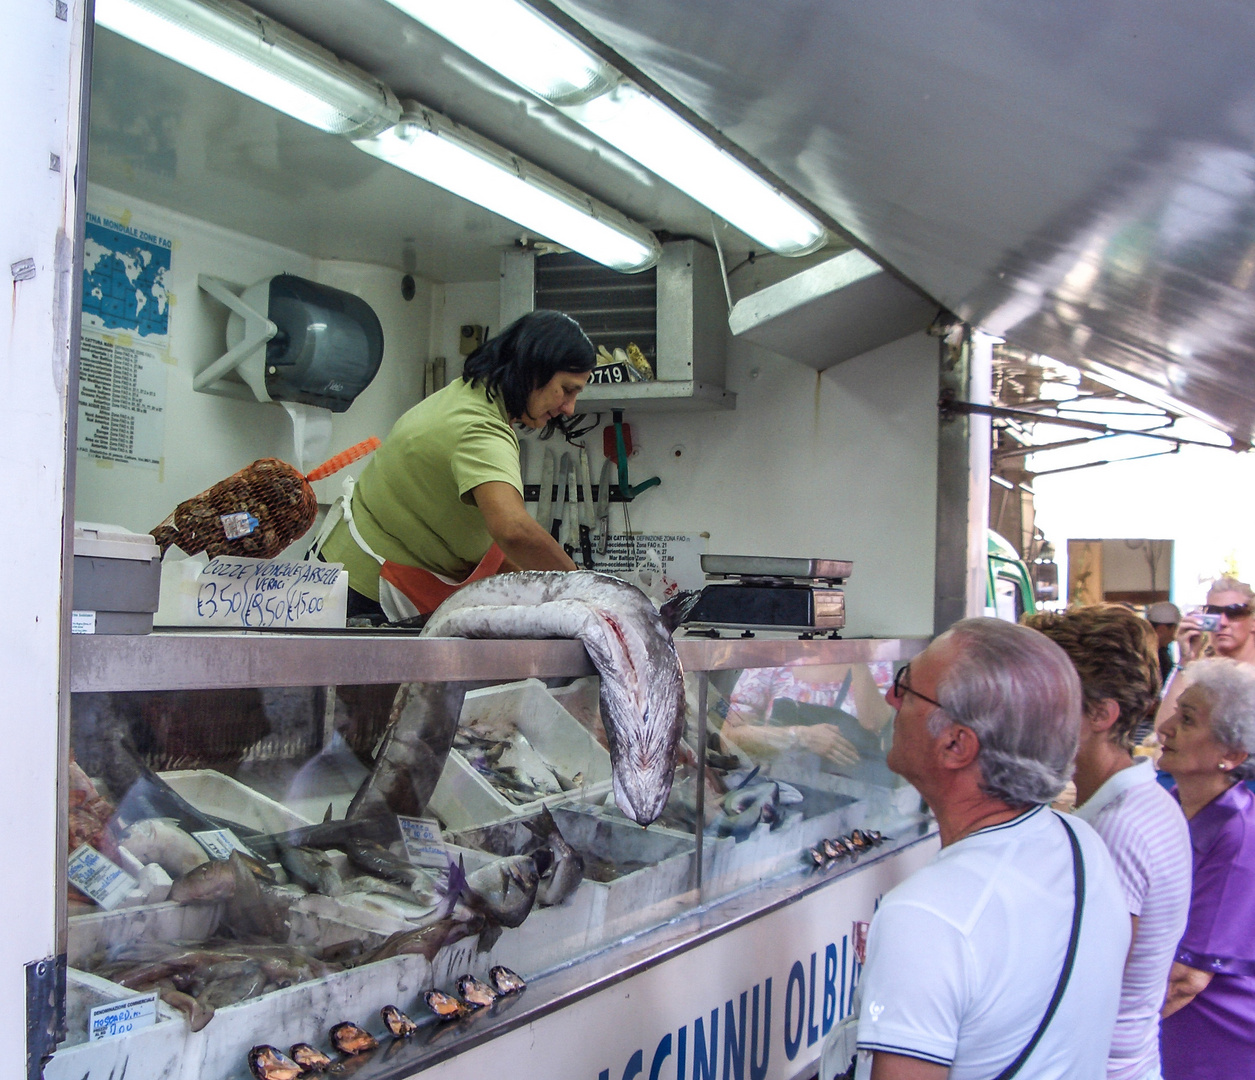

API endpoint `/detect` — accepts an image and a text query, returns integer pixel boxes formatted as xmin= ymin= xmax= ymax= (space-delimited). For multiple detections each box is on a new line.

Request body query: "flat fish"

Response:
xmin=419 ymin=572 xmax=686 ymax=826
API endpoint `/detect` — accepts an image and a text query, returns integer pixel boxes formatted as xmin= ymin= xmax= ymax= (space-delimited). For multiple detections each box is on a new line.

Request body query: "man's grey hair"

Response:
xmin=931 ymin=618 xmax=1082 ymax=806
xmin=1183 ymin=658 xmax=1255 ymax=781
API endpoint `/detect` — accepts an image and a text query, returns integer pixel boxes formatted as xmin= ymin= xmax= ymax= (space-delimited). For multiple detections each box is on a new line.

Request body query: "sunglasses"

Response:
xmin=892 ymin=664 xmax=946 ymax=712
xmin=1205 ymin=603 xmax=1254 ymax=619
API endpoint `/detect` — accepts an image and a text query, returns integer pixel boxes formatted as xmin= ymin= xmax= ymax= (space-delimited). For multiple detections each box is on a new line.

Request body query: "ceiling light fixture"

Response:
xmin=95 ymin=0 xmax=401 ymax=138
xmin=384 ymin=0 xmax=830 ymax=256
xmin=354 ymin=106 xmax=662 ymax=273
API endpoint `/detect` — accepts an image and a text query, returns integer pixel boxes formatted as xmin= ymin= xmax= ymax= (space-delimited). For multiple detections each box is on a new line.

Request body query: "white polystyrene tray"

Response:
xmin=49 ymin=907 xmax=424 ymax=1080
xmin=161 ymin=769 xmax=313 ymax=835
xmin=428 ymin=679 xmax=613 ymax=829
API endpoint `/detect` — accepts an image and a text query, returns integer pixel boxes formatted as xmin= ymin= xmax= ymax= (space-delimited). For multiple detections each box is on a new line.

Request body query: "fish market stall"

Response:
xmin=54 ymin=631 xmax=934 ymax=1080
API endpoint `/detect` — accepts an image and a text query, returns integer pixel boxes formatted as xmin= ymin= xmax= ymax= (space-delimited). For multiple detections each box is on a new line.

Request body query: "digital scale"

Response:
xmin=681 ymin=555 xmax=851 ymax=635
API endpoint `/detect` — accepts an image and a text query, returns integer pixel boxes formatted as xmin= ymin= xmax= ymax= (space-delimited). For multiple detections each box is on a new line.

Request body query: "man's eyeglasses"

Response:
xmin=1205 ymin=603 xmax=1254 ymax=620
xmin=892 ymin=664 xmax=946 ymax=712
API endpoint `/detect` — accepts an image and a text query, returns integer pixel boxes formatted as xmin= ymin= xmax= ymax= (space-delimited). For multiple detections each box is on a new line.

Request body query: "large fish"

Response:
xmin=256 ymin=571 xmax=684 ymax=855
xmin=419 ymin=571 xmax=686 ymax=826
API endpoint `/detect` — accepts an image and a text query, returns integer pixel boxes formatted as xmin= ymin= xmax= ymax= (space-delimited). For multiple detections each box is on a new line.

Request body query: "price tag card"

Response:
xmin=397 ymin=816 xmax=449 ymax=868
xmin=90 ymin=993 xmax=158 ymax=1042
xmin=166 ymin=555 xmax=347 ymax=629
xmin=68 ymin=844 xmax=136 ymax=910
xmin=192 ymin=829 xmax=250 ymax=860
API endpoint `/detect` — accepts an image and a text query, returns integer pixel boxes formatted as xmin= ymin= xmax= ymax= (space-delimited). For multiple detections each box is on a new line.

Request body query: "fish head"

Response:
xmin=600 ymin=657 xmax=686 ymax=826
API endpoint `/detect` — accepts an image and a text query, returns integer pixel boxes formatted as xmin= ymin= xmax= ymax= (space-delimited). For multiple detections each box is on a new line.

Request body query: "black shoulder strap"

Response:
xmin=991 ymin=813 xmax=1085 ymax=1080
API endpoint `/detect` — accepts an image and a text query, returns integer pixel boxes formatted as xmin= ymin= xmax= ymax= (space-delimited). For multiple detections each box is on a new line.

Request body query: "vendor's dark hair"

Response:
xmin=462 ymin=310 xmax=595 ymax=437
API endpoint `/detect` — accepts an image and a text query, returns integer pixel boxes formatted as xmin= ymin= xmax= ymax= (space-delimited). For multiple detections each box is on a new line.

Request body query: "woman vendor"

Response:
xmin=318 ymin=309 xmax=594 ymax=620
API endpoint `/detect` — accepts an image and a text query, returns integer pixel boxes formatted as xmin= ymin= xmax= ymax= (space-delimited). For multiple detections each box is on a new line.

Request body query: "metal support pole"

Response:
xmin=933 ymin=326 xmax=992 ymax=634
xmin=692 ymin=672 xmax=708 ymax=893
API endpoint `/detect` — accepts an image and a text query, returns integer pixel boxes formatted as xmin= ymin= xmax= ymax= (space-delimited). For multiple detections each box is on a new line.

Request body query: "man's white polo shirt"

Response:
xmin=855 ymin=804 xmax=1130 ymax=1079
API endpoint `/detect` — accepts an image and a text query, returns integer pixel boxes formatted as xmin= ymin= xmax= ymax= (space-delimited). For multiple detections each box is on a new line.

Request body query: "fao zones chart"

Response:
xmin=77 ymin=332 xmax=168 ymax=468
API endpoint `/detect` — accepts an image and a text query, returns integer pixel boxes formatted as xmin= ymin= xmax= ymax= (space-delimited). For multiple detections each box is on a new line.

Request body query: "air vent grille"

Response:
xmin=534 ymin=252 xmax=657 ymax=374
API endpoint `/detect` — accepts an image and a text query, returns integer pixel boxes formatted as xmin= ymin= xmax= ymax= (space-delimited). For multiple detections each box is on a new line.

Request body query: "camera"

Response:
xmin=1196 ymin=612 xmax=1223 ymax=632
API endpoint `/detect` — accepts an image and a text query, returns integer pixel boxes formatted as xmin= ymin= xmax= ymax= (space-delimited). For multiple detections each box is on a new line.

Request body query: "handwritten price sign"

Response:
xmin=168 ymin=556 xmax=347 ymax=629
xmin=90 ymin=993 xmax=158 ymax=1041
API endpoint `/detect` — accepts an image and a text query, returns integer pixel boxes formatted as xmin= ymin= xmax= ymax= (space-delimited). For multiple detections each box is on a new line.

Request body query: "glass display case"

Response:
xmin=52 ymin=632 xmax=931 ymax=1080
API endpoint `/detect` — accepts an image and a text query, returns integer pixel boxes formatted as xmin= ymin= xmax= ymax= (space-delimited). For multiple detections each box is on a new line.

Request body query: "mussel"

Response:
xmin=457 ymin=974 xmax=499 ymax=1009
xmin=381 ymin=1004 xmax=418 ymax=1037
xmin=248 ymin=1045 xmax=301 ymax=1080
xmin=489 ymin=965 xmax=526 ymax=995
xmin=807 ymin=846 xmax=827 ymax=867
xmin=329 ymin=1021 xmax=378 ymax=1055
xmin=289 ymin=1043 xmax=332 ymax=1072
xmin=821 ymin=838 xmax=848 ymax=859
xmin=424 ymin=990 xmax=471 ymax=1020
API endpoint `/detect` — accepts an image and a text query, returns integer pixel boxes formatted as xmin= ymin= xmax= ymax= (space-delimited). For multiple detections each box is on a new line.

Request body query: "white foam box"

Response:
xmin=161 ymin=769 xmax=313 ymax=835
xmin=450 ymin=806 xmax=701 ymax=959
xmin=428 ymin=679 xmax=612 ymax=830
xmin=49 ymin=906 xmax=428 ymax=1080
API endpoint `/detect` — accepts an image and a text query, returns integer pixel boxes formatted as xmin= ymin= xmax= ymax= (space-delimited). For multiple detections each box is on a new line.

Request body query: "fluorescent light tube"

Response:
xmin=381 ymin=0 xmax=616 ymax=106
xmin=567 ymin=84 xmax=828 ymax=256
xmin=355 ymin=107 xmax=661 ymax=273
xmin=385 ymin=0 xmax=828 ymax=255
xmin=95 ymin=0 xmax=400 ymax=138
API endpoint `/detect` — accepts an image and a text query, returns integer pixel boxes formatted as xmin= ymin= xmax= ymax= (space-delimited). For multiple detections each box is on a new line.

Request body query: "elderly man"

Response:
xmin=854 ymin=618 xmax=1130 ymax=1080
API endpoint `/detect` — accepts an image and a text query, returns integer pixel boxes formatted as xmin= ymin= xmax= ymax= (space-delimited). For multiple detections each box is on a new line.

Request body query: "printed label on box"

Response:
xmin=192 ymin=829 xmax=250 ymax=860
xmin=71 ymin=610 xmax=97 ymax=635
xmin=397 ymin=816 xmax=449 ymax=868
xmin=68 ymin=844 xmax=136 ymax=910
xmin=90 ymin=993 xmax=158 ymax=1041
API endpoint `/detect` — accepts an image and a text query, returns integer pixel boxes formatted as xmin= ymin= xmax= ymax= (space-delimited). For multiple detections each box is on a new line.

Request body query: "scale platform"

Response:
xmin=682 ymin=554 xmax=851 ymax=634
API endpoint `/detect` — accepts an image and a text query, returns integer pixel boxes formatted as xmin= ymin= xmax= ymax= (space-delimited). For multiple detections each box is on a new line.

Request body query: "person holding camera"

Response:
xmin=1155 ymin=578 xmax=1255 ymax=733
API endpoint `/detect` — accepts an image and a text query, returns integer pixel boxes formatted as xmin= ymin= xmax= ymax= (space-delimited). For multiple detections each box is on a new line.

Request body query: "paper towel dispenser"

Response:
xmin=195 ymin=273 xmax=384 ymax=413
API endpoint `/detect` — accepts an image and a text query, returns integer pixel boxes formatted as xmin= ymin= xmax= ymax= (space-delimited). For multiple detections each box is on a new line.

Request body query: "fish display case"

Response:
xmin=56 ymin=631 xmax=933 ymax=1080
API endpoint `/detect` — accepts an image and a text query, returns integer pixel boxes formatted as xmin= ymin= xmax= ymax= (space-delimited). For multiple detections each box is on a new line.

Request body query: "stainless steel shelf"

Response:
xmin=69 ymin=631 xmax=927 ymax=692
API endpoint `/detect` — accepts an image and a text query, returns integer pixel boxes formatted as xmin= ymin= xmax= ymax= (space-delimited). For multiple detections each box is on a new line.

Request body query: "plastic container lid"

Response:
xmin=73 ymin=522 xmax=160 ymax=562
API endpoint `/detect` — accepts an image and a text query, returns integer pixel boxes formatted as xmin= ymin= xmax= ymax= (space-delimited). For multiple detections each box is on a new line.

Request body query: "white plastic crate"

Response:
xmin=161 ymin=768 xmax=313 ymax=835
xmin=428 ymin=679 xmax=613 ymax=829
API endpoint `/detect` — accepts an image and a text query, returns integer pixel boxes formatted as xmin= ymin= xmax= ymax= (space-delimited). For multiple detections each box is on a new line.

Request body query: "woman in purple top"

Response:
xmin=1158 ymin=657 xmax=1255 ymax=1080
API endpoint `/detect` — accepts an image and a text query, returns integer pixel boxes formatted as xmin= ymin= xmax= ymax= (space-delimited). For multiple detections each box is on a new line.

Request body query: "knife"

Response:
xmin=595 ymin=457 xmax=614 ymax=555
xmin=577 ymin=446 xmax=595 ymax=569
xmin=551 ymin=452 xmax=571 ymax=542
xmin=536 ymin=447 xmax=555 ymax=525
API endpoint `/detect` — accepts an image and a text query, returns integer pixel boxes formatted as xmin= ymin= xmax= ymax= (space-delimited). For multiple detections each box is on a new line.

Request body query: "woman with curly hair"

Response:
xmin=1157 ymin=657 xmax=1255 ymax=1079
xmin=1026 ymin=605 xmax=1192 ymax=1080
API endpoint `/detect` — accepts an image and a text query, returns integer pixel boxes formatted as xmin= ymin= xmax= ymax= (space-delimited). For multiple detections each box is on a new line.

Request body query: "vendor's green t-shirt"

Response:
xmin=321 ymin=378 xmax=522 ymax=599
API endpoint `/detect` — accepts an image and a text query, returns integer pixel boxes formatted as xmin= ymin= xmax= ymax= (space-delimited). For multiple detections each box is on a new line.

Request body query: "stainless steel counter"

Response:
xmin=69 ymin=630 xmax=927 ymax=691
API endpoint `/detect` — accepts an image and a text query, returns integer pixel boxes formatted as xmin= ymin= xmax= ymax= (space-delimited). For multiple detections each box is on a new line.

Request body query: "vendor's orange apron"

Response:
xmin=312 ymin=476 xmax=504 ymax=621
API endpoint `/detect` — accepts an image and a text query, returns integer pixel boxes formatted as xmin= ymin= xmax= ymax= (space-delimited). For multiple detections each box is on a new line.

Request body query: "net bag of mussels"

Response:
xmin=150 ymin=438 xmax=379 ymax=559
